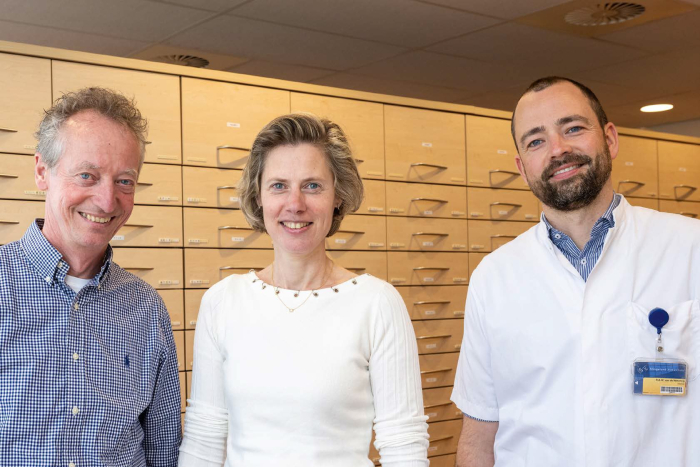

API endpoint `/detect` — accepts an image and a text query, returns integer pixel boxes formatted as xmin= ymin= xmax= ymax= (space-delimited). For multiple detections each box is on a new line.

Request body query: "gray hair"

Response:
xmin=35 ymin=87 xmax=148 ymax=170
xmin=238 ymin=113 xmax=364 ymax=237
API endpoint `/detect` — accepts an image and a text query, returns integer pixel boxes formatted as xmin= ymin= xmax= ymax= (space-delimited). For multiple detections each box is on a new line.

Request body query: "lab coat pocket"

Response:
xmin=626 ymin=300 xmax=700 ymax=381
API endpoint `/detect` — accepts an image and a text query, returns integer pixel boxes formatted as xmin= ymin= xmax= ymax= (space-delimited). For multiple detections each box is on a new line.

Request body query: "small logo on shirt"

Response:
xmin=124 ymin=355 xmax=130 ymax=368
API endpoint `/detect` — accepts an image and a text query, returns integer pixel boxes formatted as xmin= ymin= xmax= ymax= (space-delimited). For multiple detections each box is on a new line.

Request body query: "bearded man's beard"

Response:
xmin=526 ymin=146 xmax=612 ymax=212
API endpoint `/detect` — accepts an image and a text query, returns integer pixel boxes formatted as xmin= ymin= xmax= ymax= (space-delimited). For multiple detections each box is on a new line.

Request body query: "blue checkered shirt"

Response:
xmin=543 ymin=194 xmax=621 ymax=282
xmin=0 ymin=220 xmax=181 ymax=466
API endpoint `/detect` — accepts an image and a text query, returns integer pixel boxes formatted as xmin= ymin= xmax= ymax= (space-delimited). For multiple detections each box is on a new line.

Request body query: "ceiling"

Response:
xmin=2 ymin=0 xmax=700 ymax=130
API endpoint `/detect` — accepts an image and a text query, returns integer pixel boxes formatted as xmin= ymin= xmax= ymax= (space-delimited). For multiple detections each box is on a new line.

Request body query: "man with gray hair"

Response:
xmin=0 ymin=87 xmax=181 ymax=465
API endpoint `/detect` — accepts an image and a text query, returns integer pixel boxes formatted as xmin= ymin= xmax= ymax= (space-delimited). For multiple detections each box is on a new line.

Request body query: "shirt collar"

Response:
xmin=542 ymin=193 xmax=622 ymax=246
xmin=20 ymin=219 xmax=114 ymax=287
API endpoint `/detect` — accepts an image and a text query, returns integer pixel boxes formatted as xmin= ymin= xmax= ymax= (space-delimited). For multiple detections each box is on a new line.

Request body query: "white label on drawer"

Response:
xmin=428 ymin=446 xmax=438 ymax=452
xmin=190 ymin=279 xmax=210 ymax=285
xmin=390 ymin=278 xmax=406 ymax=283
xmin=112 ymin=235 xmax=124 ymax=241
xmin=369 ymin=207 xmax=384 ymax=212
xmin=426 ymin=377 xmax=437 ymax=383
xmin=389 ymin=208 xmax=404 ymax=213
xmin=497 ymin=149 xmax=508 ymax=155
xmin=422 ymin=241 xmax=434 ymax=247
xmin=471 ymin=245 xmax=484 ymax=250
xmin=390 ymin=243 xmax=405 ymax=248
xmin=230 ymin=196 xmax=240 ymax=203
xmin=625 ymin=161 xmax=634 ymax=166
xmin=452 ymin=244 xmax=466 ymax=249
xmin=453 ymin=310 xmax=465 ymax=316
xmin=188 ymin=238 xmax=208 ymax=244
xmin=423 ymin=210 xmax=433 ymax=215
xmin=187 ymin=197 xmax=206 ymax=203
xmin=452 ymin=211 xmax=465 ymax=216
xmin=158 ymin=238 xmax=180 ymax=244
xmin=172 ymin=321 xmax=181 ymax=326
xmin=422 ymin=142 xmax=433 ymax=148
xmin=451 ymin=177 xmax=465 ymax=182
xmin=425 ymin=343 xmax=437 ymax=349
xmin=525 ymin=214 xmax=536 ymax=219
xmin=388 ymin=173 xmax=403 ymax=178
xmin=368 ymin=242 xmax=384 ymax=247
xmin=455 ymin=343 xmax=462 ymax=349
xmin=157 ymin=155 xmax=179 ymax=160
xmin=423 ymin=277 xmax=435 ymax=283
xmin=23 ymin=144 xmax=36 ymax=150
xmin=453 ymin=277 xmax=467 ymax=283
xmin=189 ymin=320 xmax=197 ymax=326
xmin=231 ymin=237 xmax=245 ymax=242
xmin=335 ymin=238 xmax=347 ymax=244
xmin=24 ymin=190 xmax=46 ymax=196
xmin=498 ymin=210 xmax=509 ymax=216
xmin=227 ymin=122 xmax=241 ymax=128
xmin=366 ymin=171 xmax=383 ymax=176
xmin=159 ymin=279 xmax=180 ymax=285
xmin=186 ymin=157 xmax=206 ymax=162
xmin=427 ymin=412 xmax=437 ymax=419
xmin=469 ymin=179 xmax=484 ymax=184
xmin=679 ymin=167 xmax=687 ymax=172
xmin=158 ymin=195 xmax=179 ymax=201
xmin=425 ymin=310 xmax=436 ymax=315
xmin=470 ymin=212 xmax=483 ymax=217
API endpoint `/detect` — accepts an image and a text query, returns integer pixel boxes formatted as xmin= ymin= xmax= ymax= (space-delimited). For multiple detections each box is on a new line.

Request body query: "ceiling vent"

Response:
xmin=152 ymin=54 xmax=210 ymax=68
xmin=565 ymin=2 xmax=646 ymax=26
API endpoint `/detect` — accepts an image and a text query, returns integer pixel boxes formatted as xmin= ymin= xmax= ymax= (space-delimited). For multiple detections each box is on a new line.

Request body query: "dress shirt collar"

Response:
xmin=541 ymin=193 xmax=622 ymax=247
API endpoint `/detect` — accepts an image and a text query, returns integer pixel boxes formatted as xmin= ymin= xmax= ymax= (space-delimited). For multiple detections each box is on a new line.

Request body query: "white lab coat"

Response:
xmin=452 ymin=196 xmax=700 ymax=467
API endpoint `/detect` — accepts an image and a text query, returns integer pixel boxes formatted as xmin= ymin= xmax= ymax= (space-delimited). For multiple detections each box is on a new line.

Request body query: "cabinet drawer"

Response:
xmin=385 ymin=106 xmax=466 ymax=185
xmin=184 ymin=248 xmax=273 ymax=288
xmin=136 ymin=163 xmax=182 ymax=206
xmin=387 ymin=217 xmax=467 ymax=251
xmin=612 ymin=136 xmax=658 ymax=198
xmin=427 ymin=420 xmax=462 ymax=457
xmin=428 ymin=454 xmax=457 ymax=467
xmin=173 ymin=330 xmax=185 ymax=372
xmin=53 ymin=61 xmax=182 ymax=164
xmin=327 ymin=250 xmax=387 ymax=281
xmin=659 ymin=200 xmax=700 ymax=218
xmin=159 ymin=289 xmax=184 ymax=331
xmin=184 ymin=208 xmax=271 ymax=248
xmin=420 ymin=353 xmax=459 ymax=389
xmin=386 ymin=182 xmax=466 ymax=219
xmin=0 ymin=200 xmax=45 ymax=245
xmin=327 ymin=215 xmax=386 ymax=251
xmin=0 ymin=53 xmax=51 ymax=155
xmin=658 ymin=141 xmax=700 ymax=202
xmin=357 ymin=179 xmax=386 ymax=215
xmin=112 ymin=206 xmax=183 ymax=247
xmin=182 ymin=78 xmax=289 ymax=167
xmin=183 ymin=167 xmax=242 ymax=209
xmin=467 ymin=187 xmax=539 ymax=221
xmin=397 ymin=286 xmax=467 ymax=320
xmin=184 ymin=289 xmax=206 ymax=330
xmin=466 ymin=116 xmax=527 ymax=190
xmin=291 ymin=93 xmax=385 ymax=180
xmin=388 ymin=252 xmax=469 ymax=286
xmin=112 ymin=247 xmax=183 ymax=289
xmin=423 ymin=387 xmax=462 ymax=423
xmin=468 ymin=252 xmax=488 ymax=280
xmin=185 ymin=330 xmax=195 ymax=371
xmin=467 ymin=220 xmax=535 ymax=252
xmin=627 ymin=197 xmax=659 ymax=211
xmin=0 ymin=154 xmax=45 ymax=200
xmin=413 ymin=319 xmax=463 ymax=355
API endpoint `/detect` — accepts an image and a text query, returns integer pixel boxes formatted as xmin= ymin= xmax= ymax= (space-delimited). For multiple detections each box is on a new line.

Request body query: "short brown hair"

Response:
xmin=238 ymin=113 xmax=364 ymax=237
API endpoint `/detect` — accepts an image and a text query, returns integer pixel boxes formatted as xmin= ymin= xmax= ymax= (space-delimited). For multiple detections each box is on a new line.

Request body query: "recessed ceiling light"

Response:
xmin=640 ymin=104 xmax=673 ymax=113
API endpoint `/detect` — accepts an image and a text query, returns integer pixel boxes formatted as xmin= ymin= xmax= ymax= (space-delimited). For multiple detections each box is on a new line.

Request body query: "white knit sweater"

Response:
xmin=179 ymin=272 xmax=429 ymax=467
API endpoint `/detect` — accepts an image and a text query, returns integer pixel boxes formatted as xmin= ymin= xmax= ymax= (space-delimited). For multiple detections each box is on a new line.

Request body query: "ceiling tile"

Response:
xmin=230 ymin=0 xmax=499 ymax=47
xmin=416 ymin=0 xmax=573 ymax=20
xmin=166 ymin=15 xmax=406 ymax=70
xmin=310 ymin=72 xmax=471 ymax=103
xmin=646 ymin=118 xmax=700 ymax=138
xmin=608 ymin=89 xmax=700 ymax=127
xmin=0 ymin=19 xmax=149 ymax=56
xmin=598 ymin=10 xmax=700 ymax=53
xmin=457 ymin=87 xmax=523 ymax=113
xmin=227 ymin=60 xmax=336 ymax=83
xmin=563 ymin=78 xmax=668 ymax=109
xmin=0 ymin=0 xmax=212 ymax=42
xmin=149 ymin=0 xmax=248 ymax=13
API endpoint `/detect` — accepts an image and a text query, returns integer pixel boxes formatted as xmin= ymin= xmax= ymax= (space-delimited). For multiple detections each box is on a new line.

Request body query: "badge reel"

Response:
xmin=633 ymin=308 xmax=688 ymax=396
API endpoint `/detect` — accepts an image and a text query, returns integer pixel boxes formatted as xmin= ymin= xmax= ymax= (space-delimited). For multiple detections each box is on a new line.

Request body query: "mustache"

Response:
xmin=542 ymin=153 xmax=592 ymax=180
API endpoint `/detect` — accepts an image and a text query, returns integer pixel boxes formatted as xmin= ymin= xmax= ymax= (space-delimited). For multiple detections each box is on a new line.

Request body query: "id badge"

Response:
xmin=633 ymin=358 xmax=687 ymax=396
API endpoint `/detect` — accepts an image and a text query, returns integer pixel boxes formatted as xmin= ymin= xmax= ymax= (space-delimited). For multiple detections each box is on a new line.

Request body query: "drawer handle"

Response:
xmin=0 ymin=220 xmax=20 ymax=224
xmin=411 ymin=162 xmax=447 ymax=170
xmin=680 ymin=212 xmax=698 ymax=218
xmin=217 ymin=185 xmax=237 ymax=190
xmin=674 ymin=184 xmax=698 ymax=197
xmin=412 ymin=232 xmax=449 ymax=237
xmin=218 ymin=225 xmax=253 ymax=230
xmin=137 ymin=181 xmax=154 ymax=186
xmin=346 ymin=267 xmax=366 ymax=272
xmin=336 ymin=229 xmax=365 ymax=235
xmin=420 ymin=368 xmax=452 ymax=375
xmin=123 ymin=267 xmax=155 ymax=271
xmin=489 ymin=169 xmax=519 ymax=176
xmin=490 ymin=202 xmax=522 ymax=208
xmin=124 ymin=223 xmax=153 ymax=228
xmin=617 ymin=180 xmax=645 ymax=191
xmin=416 ymin=334 xmax=452 ymax=340
xmin=411 ymin=198 xmax=448 ymax=204
xmin=414 ymin=300 xmax=451 ymax=305
xmin=354 ymin=158 xmax=364 ymax=164
xmin=0 ymin=173 xmax=19 ymax=178
xmin=217 ymin=144 xmax=247 ymax=151
xmin=491 ymin=234 xmax=517 ymax=239
xmin=424 ymin=402 xmax=452 ymax=409
xmin=429 ymin=435 xmax=454 ymax=444
xmin=0 ymin=127 xmax=18 ymax=133
xmin=220 ymin=266 xmax=260 ymax=271
xmin=413 ymin=267 xmax=450 ymax=271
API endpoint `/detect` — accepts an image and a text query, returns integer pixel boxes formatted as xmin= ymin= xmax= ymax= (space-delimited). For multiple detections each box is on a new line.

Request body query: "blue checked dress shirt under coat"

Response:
xmin=542 ymin=193 xmax=622 ymax=281
xmin=0 ymin=220 xmax=181 ymax=466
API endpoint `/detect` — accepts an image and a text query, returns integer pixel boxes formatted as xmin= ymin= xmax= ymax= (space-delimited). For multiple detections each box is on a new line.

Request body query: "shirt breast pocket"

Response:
xmin=626 ymin=300 xmax=700 ymax=382
xmin=84 ymin=336 xmax=141 ymax=410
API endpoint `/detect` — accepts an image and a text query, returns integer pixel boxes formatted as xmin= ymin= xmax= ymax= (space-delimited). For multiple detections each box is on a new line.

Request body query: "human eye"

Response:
xmin=271 ymin=182 xmax=285 ymax=190
xmin=566 ymin=125 xmax=583 ymax=134
xmin=306 ymin=182 xmax=320 ymax=190
xmin=117 ymin=179 xmax=134 ymax=186
xmin=526 ymin=139 xmax=544 ymax=149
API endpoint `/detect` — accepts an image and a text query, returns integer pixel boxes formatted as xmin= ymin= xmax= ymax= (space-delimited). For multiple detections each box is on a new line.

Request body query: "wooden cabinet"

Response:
xmin=612 ymin=136 xmax=658 ymax=198
xmin=136 ymin=163 xmax=182 ymax=206
xmin=0 ymin=200 xmax=44 ymax=244
xmin=467 ymin=187 xmax=539 ymax=221
xmin=467 ymin=220 xmax=536 ymax=252
xmin=327 ymin=250 xmax=387 ymax=281
xmin=466 ymin=115 xmax=527 ymax=190
xmin=627 ymin=197 xmax=659 ymax=210
xmin=0 ymin=154 xmax=45 ymax=201
xmin=468 ymin=252 xmax=488 ymax=279
xmin=159 ymin=289 xmax=185 ymax=331
xmin=423 ymin=387 xmax=462 ymax=423
xmin=185 ymin=330 xmax=195 ymax=371
xmin=291 ymin=93 xmax=385 ymax=180
xmin=385 ymin=106 xmax=465 ymax=185
xmin=52 ymin=61 xmax=182 ymax=164
xmin=658 ymin=141 xmax=700 ymax=202
xmin=357 ymin=179 xmax=386 ymax=215
xmin=327 ymin=214 xmax=386 ymax=251
xmin=420 ymin=353 xmax=460 ymax=389
xmin=387 ymin=252 xmax=469 ymax=286
xmin=0 ymin=53 xmax=51 ymax=155
xmin=413 ymin=319 xmax=464 ymax=355
xmin=183 ymin=167 xmax=242 ymax=209
xmin=112 ymin=247 xmax=183 ymax=289
xmin=112 ymin=205 xmax=183 ymax=247
xmin=181 ymin=78 xmax=289 ymax=167
xmin=184 ymin=289 xmax=206 ymax=330
xmin=184 ymin=248 xmax=273 ymax=288
xmin=427 ymin=420 xmax=462 ymax=457
xmin=386 ymin=217 xmax=467 ymax=251
xmin=397 ymin=286 xmax=467 ymax=320
xmin=386 ymin=182 xmax=467 ymax=219
xmin=184 ymin=208 xmax=271 ymax=249
xmin=173 ymin=330 xmax=186 ymax=372
xmin=659 ymin=200 xmax=700 ymax=219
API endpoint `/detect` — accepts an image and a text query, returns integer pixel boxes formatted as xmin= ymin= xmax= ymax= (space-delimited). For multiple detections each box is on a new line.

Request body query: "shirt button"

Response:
xmin=580 ymin=258 xmax=587 ymax=265
xmin=72 ymin=353 xmax=79 ymax=361
xmin=68 ymin=463 xmax=75 ymax=467
xmin=72 ymin=406 xmax=79 ymax=416
xmin=73 ymin=303 xmax=79 ymax=310
xmin=58 ymin=261 xmax=64 ymax=268
xmin=554 ymin=234 xmax=561 ymax=239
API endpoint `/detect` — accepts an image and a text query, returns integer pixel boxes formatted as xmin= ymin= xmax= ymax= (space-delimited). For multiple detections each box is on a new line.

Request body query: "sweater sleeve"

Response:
xmin=178 ymin=284 xmax=229 ymax=466
xmin=370 ymin=283 xmax=429 ymax=466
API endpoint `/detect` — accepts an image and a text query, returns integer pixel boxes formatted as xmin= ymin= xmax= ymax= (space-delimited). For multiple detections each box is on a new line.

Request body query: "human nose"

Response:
xmin=549 ymin=132 xmax=573 ymax=158
xmin=92 ymin=181 xmax=118 ymax=214
xmin=286 ymin=188 xmax=306 ymax=213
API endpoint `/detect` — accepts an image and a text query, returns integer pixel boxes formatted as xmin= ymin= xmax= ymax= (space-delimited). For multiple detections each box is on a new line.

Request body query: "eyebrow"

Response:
xmin=75 ymin=162 xmax=138 ymax=178
xmin=519 ymin=125 xmax=545 ymax=148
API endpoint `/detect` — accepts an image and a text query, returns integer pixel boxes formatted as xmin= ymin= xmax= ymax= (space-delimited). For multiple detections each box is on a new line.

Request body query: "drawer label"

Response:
xmin=190 ymin=279 xmax=210 ymax=285
xmin=390 ymin=278 xmax=406 ymax=283
xmin=423 ymin=277 xmax=435 ymax=283
xmin=231 ymin=237 xmax=245 ymax=242
xmin=451 ymin=177 xmax=465 ymax=182
xmin=452 ymin=244 xmax=466 ymax=249
xmin=389 ymin=208 xmax=404 ymax=213
xmin=425 ymin=344 xmax=437 ymax=349
xmin=157 ymin=155 xmax=179 ymax=160
xmin=498 ymin=210 xmax=509 ymax=216
xmin=426 ymin=377 xmax=437 ymax=383
xmin=471 ymin=245 xmax=484 ymax=250
xmin=366 ymin=171 xmax=383 ymax=176
xmin=158 ymin=238 xmax=180 ymax=244
xmin=369 ymin=207 xmax=384 ymax=212
xmin=335 ymin=239 xmax=347 ymax=244
xmin=187 ymin=197 xmax=207 ymax=203
xmin=453 ymin=277 xmax=467 ymax=283
xmin=428 ymin=446 xmax=438 ymax=452
xmin=23 ymin=145 xmax=36 ymax=150
xmin=188 ymin=238 xmax=208 ymax=244
xmin=452 ymin=211 xmax=465 ymax=216
xmin=227 ymin=122 xmax=241 ymax=128
xmin=422 ymin=241 xmax=434 ymax=247
xmin=625 ymin=161 xmax=634 ymax=166
xmin=186 ymin=157 xmax=206 ymax=162
xmin=159 ymin=279 xmax=180 ymax=285
xmin=453 ymin=310 xmax=465 ymax=316
xmin=388 ymin=173 xmax=403 ymax=178
xmin=525 ymin=214 xmax=536 ymax=219
xmin=424 ymin=310 xmax=436 ymax=315
xmin=390 ymin=243 xmax=405 ymax=248
xmin=230 ymin=196 xmax=240 ymax=203
xmin=426 ymin=412 xmax=437 ymax=419
xmin=24 ymin=190 xmax=46 ymax=196
xmin=497 ymin=149 xmax=508 ymax=155
xmin=422 ymin=142 xmax=433 ymax=148
xmin=158 ymin=195 xmax=179 ymax=201
xmin=423 ymin=210 xmax=433 ymax=215
xmin=679 ymin=167 xmax=687 ymax=172
xmin=368 ymin=242 xmax=384 ymax=247
xmin=111 ymin=235 xmax=125 ymax=241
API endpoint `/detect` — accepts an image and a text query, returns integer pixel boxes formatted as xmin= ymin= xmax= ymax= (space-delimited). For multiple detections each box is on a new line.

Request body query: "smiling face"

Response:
xmin=35 ymin=110 xmax=141 ymax=260
xmin=259 ymin=143 xmax=339 ymax=258
xmin=513 ymin=82 xmax=618 ymax=212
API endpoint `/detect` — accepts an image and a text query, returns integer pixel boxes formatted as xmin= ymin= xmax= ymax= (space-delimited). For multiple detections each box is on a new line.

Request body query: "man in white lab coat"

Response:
xmin=451 ymin=76 xmax=700 ymax=467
